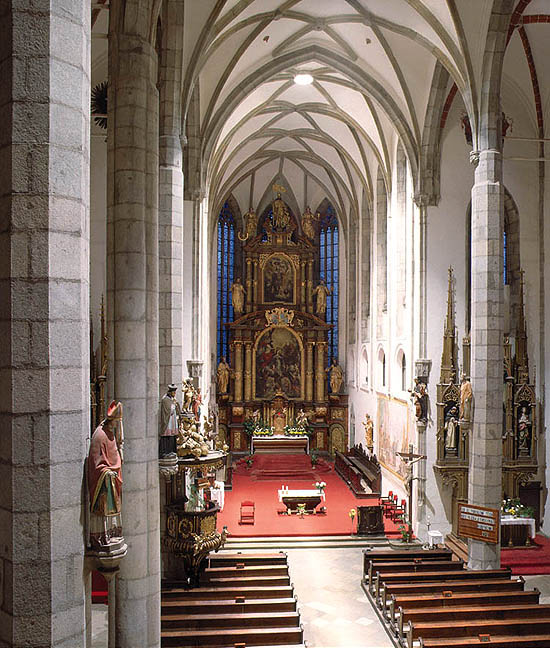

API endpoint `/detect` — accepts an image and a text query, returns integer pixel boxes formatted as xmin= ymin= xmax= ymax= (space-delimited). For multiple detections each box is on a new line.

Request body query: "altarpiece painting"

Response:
xmin=376 ymin=394 xmax=411 ymax=480
xmin=254 ymin=327 xmax=302 ymax=399
xmin=262 ymin=254 xmax=295 ymax=304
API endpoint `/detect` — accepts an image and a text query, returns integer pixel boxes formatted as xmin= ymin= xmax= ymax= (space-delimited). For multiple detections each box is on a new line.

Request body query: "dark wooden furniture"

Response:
xmin=519 ymin=480 xmax=542 ymax=530
xmin=335 ymin=444 xmax=381 ymax=496
xmin=280 ymin=492 xmax=322 ymax=514
xmin=357 ymin=505 xmax=384 ymax=536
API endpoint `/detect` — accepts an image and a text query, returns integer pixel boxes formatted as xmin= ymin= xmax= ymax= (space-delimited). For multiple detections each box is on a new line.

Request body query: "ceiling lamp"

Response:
xmin=294 ymin=73 xmax=313 ymax=86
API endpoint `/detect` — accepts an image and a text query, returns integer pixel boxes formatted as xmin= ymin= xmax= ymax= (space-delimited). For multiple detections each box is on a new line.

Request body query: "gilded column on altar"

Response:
xmin=306 ymin=342 xmax=314 ymax=401
xmin=244 ymin=342 xmax=252 ymax=401
xmin=246 ymin=259 xmax=252 ymax=312
xmin=307 ymin=260 xmax=313 ymax=312
xmin=315 ymin=342 xmax=326 ymax=401
xmin=253 ymin=260 xmax=259 ymax=307
xmin=300 ymin=261 xmax=306 ymax=307
xmin=234 ymin=342 xmax=244 ymax=401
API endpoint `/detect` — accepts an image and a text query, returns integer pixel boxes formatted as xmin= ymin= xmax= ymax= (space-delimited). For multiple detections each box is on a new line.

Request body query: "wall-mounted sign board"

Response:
xmin=458 ymin=502 xmax=500 ymax=544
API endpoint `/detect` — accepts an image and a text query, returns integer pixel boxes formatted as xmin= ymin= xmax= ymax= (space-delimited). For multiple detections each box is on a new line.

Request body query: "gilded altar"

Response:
xmin=218 ymin=191 xmax=348 ymax=454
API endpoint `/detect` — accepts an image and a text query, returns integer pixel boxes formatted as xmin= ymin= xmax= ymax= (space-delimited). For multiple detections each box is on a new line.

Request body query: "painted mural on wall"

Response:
xmin=255 ymin=327 xmax=302 ymax=399
xmin=376 ymin=395 xmax=411 ymax=480
xmin=263 ymin=254 xmax=294 ymax=303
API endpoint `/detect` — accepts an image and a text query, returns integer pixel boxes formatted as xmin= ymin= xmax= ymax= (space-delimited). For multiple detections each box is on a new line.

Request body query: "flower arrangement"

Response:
xmin=349 ymin=508 xmax=357 ymax=534
xmin=244 ymin=419 xmax=273 ymax=437
xmin=398 ymin=515 xmax=413 ymax=543
xmin=501 ymin=498 xmax=534 ymax=518
xmin=314 ymin=481 xmax=327 ymax=492
xmin=296 ymin=503 xmax=307 ymax=517
xmin=310 ymin=450 xmax=319 ymax=466
xmin=284 ymin=425 xmax=308 ymax=436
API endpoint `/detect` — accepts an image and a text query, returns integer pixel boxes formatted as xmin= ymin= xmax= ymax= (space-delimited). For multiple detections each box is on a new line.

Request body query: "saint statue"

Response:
xmin=192 ymin=387 xmax=202 ymax=422
xmin=296 ymin=409 xmax=308 ymax=429
xmin=238 ymin=208 xmax=258 ymax=241
xmin=272 ymin=192 xmax=291 ymax=230
xmin=231 ymin=277 xmax=246 ymax=315
xmin=159 ymin=383 xmax=181 ymax=457
xmin=182 ymin=378 xmax=195 ymax=412
xmin=216 ymin=357 xmax=230 ymax=393
xmin=411 ymin=379 xmax=428 ymax=422
xmin=301 ymin=206 xmax=318 ymax=240
xmin=326 ymin=361 xmax=344 ymax=394
xmin=362 ymin=413 xmax=374 ymax=451
xmin=518 ymin=406 xmax=532 ymax=454
xmin=444 ymin=405 xmax=459 ymax=451
xmin=88 ymin=400 xmax=124 ymax=549
xmin=313 ymin=280 xmax=332 ymax=315
xmin=459 ymin=375 xmax=473 ymax=423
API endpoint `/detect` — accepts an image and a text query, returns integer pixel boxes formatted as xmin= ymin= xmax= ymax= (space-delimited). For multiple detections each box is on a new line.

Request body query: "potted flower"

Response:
xmin=398 ymin=515 xmax=413 ymax=543
xmin=314 ymin=481 xmax=326 ymax=493
xmin=349 ymin=508 xmax=357 ymax=534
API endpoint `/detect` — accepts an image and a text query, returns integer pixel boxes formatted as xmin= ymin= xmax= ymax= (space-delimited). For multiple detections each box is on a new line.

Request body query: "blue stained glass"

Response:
xmin=318 ymin=202 xmax=339 ymax=369
xmin=216 ymin=202 xmax=236 ymax=364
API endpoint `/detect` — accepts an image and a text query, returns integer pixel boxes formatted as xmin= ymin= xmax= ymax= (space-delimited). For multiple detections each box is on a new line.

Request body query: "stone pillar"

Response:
xmin=107 ymin=5 xmax=161 ymax=645
xmin=234 ymin=342 xmax=244 ymax=401
xmin=306 ymin=342 xmax=314 ymax=401
xmin=244 ymin=343 xmax=252 ymax=401
xmin=158 ymin=0 xmax=184 ymax=394
xmin=315 ymin=343 xmax=326 ymax=401
xmin=0 ymin=4 xmax=90 ymax=647
xmin=468 ymin=148 xmax=504 ymax=569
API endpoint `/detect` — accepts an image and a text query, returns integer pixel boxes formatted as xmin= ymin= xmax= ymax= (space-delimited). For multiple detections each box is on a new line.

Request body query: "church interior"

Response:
xmin=3 ymin=0 xmax=550 ymax=646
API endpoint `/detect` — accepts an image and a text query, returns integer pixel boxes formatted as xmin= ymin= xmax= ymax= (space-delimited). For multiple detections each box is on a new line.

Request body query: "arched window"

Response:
xmin=378 ymin=348 xmax=386 ymax=388
xmin=217 ymin=201 xmax=235 ymax=364
xmin=401 ymin=353 xmax=406 ymax=391
xmin=317 ymin=202 xmax=339 ymax=365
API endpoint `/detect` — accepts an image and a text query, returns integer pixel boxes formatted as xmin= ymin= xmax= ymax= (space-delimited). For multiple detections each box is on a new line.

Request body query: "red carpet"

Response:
xmin=234 ymin=453 xmax=332 ymax=481
xmin=219 ymin=462 xmax=401 ymax=538
xmin=501 ymin=534 xmax=550 ymax=575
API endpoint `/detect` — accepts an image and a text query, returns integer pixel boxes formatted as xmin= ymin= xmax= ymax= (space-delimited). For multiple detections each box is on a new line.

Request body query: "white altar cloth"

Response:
xmin=278 ymin=488 xmax=326 ymax=502
xmin=501 ymin=515 xmax=536 ymax=539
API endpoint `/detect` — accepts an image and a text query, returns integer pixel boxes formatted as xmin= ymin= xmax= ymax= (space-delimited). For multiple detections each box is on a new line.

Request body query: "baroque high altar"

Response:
xmin=216 ymin=191 xmax=348 ymax=455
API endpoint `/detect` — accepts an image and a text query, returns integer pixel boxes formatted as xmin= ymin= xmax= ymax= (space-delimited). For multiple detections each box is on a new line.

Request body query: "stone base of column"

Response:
xmin=467 ymin=538 xmax=500 ymax=570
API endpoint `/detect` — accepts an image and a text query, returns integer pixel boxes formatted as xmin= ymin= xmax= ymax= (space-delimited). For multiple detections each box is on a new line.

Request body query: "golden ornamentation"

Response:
xmin=265 ymin=307 xmax=295 ymax=327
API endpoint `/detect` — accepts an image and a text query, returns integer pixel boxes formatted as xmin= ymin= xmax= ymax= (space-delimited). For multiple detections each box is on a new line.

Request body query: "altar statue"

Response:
xmin=159 ymin=383 xmax=181 ymax=456
xmin=216 ymin=357 xmax=230 ymax=393
xmin=272 ymin=192 xmax=291 ymax=230
xmin=88 ymin=400 xmax=124 ymax=549
xmin=182 ymin=378 xmax=195 ymax=411
xmin=301 ymin=206 xmax=317 ymax=240
xmin=238 ymin=208 xmax=257 ymax=241
xmin=518 ymin=406 xmax=532 ymax=455
xmin=296 ymin=409 xmax=308 ymax=429
xmin=192 ymin=387 xmax=202 ymax=422
xmin=313 ymin=280 xmax=332 ymax=314
xmin=326 ymin=360 xmax=344 ymax=394
xmin=411 ymin=378 xmax=428 ymax=422
xmin=231 ymin=277 xmax=246 ymax=315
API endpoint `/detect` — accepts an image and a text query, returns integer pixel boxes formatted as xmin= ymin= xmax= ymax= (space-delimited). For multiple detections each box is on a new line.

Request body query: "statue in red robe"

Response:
xmin=88 ymin=400 xmax=123 ymax=549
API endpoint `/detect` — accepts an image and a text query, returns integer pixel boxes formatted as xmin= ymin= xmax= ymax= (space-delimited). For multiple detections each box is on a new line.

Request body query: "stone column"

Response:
xmin=306 ymin=342 xmax=314 ymax=401
xmin=107 ymin=5 xmax=161 ymax=645
xmin=0 ymin=4 xmax=90 ymax=647
xmin=468 ymin=148 xmax=504 ymax=570
xmin=244 ymin=342 xmax=252 ymax=401
xmin=234 ymin=342 xmax=244 ymax=401
xmin=158 ymin=0 xmax=184 ymax=394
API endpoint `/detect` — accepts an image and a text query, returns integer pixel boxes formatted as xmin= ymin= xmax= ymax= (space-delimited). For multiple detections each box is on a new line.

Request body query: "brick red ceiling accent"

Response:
xmin=517 ymin=25 xmax=544 ymax=137
xmin=440 ymin=0 xmax=546 ymax=137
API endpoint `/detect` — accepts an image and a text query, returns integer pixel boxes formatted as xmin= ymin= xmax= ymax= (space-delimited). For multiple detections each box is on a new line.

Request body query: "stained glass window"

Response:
xmin=217 ymin=202 xmax=235 ymax=365
xmin=318 ymin=204 xmax=339 ymax=367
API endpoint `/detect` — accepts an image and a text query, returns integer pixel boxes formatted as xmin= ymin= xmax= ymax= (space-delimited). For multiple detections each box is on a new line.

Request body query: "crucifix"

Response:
xmin=397 ymin=444 xmax=427 ymax=529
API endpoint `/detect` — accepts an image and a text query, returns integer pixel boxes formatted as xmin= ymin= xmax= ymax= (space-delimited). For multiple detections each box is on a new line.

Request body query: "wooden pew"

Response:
xmin=380 ymin=574 xmax=522 ymax=612
xmin=374 ymin=566 xmax=512 ymax=603
xmin=368 ymin=559 xmax=462 ymax=592
xmin=399 ymin=602 xmax=550 ymax=641
xmin=409 ymin=617 xmax=550 ymax=648
xmin=161 ymin=625 xmax=305 ymax=647
xmin=363 ymin=547 xmax=453 ymax=581
xmin=162 ymin=584 xmax=295 ymax=601
xmin=162 ymin=596 xmax=297 ymax=616
xmin=388 ymin=588 xmax=539 ymax=627
xmin=420 ymin=636 xmax=550 ymax=648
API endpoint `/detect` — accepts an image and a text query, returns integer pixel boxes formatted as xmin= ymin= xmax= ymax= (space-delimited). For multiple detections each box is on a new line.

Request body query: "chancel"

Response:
xmin=3 ymin=2 xmax=550 ymax=648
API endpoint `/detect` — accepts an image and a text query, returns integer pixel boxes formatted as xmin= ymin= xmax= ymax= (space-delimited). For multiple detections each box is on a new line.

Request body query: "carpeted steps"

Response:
xmin=237 ymin=453 xmax=332 ymax=482
xmin=161 ymin=551 xmax=306 ymax=647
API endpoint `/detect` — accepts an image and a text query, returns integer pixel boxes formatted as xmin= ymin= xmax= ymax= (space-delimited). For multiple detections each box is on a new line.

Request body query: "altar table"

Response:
xmin=501 ymin=516 xmax=536 ymax=547
xmin=278 ymin=488 xmax=325 ymax=513
xmin=252 ymin=435 xmax=309 ymax=454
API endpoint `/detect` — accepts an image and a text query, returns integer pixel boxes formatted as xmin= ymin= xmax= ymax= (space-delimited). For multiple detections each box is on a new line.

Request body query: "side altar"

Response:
xmin=216 ymin=192 xmax=348 ymax=456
